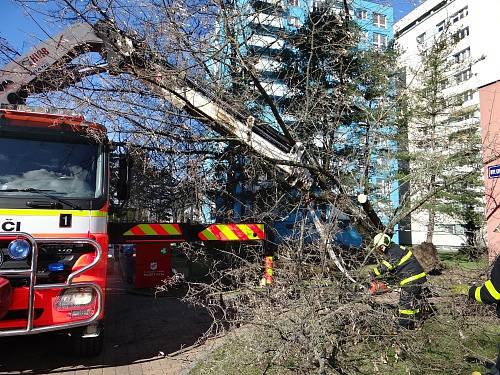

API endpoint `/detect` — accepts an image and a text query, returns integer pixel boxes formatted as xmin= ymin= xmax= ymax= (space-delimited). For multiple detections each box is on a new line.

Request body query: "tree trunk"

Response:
xmin=426 ymin=175 xmax=436 ymax=243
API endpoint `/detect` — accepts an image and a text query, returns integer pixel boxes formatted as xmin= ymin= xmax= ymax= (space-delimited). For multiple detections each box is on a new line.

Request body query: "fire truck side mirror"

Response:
xmin=116 ymin=154 xmax=132 ymax=201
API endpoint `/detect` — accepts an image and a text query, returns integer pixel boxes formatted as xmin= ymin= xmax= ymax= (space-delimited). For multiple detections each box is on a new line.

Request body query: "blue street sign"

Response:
xmin=488 ymin=165 xmax=500 ymax=179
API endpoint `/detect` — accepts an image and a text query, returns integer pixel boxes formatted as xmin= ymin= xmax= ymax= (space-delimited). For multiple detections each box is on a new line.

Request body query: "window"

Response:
xmin=461 ymin=90 xmax=474 ymax=102
xmin=288 ymin=0 xmax=299 ymax=6
xmin=453 ymin=26 xmax=470 ymax=42
xmin=454 ymin=47 xmax=470 ymax=63
xmin=373 ymin=13 xmax=386 ymax=28
xmin=455 ymin=68 xmax=472 ymax=84
xmin=357 ymin=9 xmax=368 ymax=20
xmin=288 ymin=16 xmax=301 ymax=28
xmin=436 ymin=21 xmax=445 ymax=32
xmin=375 ymin=177 xmax=392 ymax=195
xmin=0 ymin=137 xmax=102 ymax=198
xmin=435 ymin=224 xmax=465 ymax=235
xmin=416 ymin=32 xmax=425 ymax=44
xmin=372 ymin=33 xmax=388 ymax=48
xmin=451 ymin=6 xmax=468 ymax=24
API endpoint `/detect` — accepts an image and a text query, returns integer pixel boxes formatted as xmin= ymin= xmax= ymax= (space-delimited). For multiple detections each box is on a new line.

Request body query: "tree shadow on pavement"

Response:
xmin=0 ymin=276 xmax=212 ymax=374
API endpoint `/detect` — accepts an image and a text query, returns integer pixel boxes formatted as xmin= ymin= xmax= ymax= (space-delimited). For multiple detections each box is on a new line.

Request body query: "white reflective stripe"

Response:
xmin=0 ymin=209 xmax=106 ymax=217
xmin=0 ymin=215 xmax=107 ymax=234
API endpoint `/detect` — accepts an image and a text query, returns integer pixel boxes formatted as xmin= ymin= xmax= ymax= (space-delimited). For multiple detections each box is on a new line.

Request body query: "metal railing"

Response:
xmin=0 ymin=233 xmax=103 ymax=336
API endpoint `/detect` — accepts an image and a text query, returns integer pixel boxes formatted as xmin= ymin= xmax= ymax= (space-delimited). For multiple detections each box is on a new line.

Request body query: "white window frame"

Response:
xmin=436 ymin=21 xmax=445 ymax=32
xmin=455 ymin=68 xmax=472 ymax=84
xmin=462 ymin=90 xmax=474 ymax=102
xmin=288 ymin=16 xmax=301 ymax=28
xmin=372 ymin=33 xmax=388 ymax=48
xmin=454 ymin=47 xmax=470 ymax=63
xmin=373 ymin=12 xmax=386 ymax=28
xmin=288 ymin=0 xmax=299 ymax=7
xmin=452 ymin=6 xmax=468 ymax=24
xmin=357 ymin=9 xmax=368 ymax=20
xmin=454 ymin=26 xmax=470 ymax=42
xmin=362 ymin=31 xmax=369 ymax=43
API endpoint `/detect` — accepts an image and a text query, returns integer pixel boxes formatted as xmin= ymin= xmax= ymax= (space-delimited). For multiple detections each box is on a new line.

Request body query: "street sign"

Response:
xmin=488 ymin=165 xmax=500 ymax=179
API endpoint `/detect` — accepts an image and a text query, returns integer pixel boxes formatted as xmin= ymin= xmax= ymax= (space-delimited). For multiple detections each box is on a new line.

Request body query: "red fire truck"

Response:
xmin=0 ymin=105 xmax=268 ymax=356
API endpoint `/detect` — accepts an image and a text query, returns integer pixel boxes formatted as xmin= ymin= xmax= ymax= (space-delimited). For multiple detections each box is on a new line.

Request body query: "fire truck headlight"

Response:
xmin=7 ymin=239 xmax=31 ymax=260
xmin=56 ymin=287 xmax=95 ymax=309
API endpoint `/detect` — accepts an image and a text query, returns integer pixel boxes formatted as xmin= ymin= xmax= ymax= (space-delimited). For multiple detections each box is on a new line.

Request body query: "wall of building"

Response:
xmin=480 ymin=80 xmax=500 ymax=260
xmin=354 ymin=0 xmax=394 ymax=48
xmin=395 ymin=0 xmax=500 ymax=250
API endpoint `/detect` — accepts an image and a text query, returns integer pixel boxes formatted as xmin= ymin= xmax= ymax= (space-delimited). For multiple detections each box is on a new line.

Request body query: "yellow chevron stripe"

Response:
xmin=0 ymin=209 xmax=107 ymax=217
xmin=237 ymin=224 xmax=255 ymax=239
xmin=138 ymin=224 xmax=156 ymax=235
xmin=161 ymin=224 xmax=181 ymax=235
xmin=216 ymin=225 xmax=239 ymax=240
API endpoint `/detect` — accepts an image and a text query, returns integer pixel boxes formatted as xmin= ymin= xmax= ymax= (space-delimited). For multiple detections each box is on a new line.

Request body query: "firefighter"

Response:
xmin=451 ymin=255 xmax=500 ymax=316
xmin=371 ymin=233 xmax=427 ymax=329
xmin=451 ymin=255 xmax=500 ymax=375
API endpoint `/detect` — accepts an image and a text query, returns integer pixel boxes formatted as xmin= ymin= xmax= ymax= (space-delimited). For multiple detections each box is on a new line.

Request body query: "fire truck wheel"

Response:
xmin=67 ymin=324 xmax=104 ymax=357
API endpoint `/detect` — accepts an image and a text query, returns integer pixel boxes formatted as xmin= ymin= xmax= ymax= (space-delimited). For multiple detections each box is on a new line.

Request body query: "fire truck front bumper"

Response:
xmin=0 ymin=233 xmax=104 ymax=336
xmin=0 ymin=283 xmax=103 ymax=335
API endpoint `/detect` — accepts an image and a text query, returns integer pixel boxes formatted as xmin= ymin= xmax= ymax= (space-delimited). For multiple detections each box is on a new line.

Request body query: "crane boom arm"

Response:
xmin=0 ymin=22 xmax=309 ymax=185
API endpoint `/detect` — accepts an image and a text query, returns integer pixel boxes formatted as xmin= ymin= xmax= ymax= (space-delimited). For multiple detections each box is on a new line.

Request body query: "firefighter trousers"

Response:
xmin=398 ymin=283 xmax=424 ymax=329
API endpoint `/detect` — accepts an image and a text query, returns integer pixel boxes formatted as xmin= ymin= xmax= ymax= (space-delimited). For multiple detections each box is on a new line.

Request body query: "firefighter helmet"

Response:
xmin=372 ymin=233 xmax=391 ymax=248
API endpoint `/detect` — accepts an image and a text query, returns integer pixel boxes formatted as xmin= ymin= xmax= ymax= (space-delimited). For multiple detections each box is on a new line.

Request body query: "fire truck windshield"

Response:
xmin=0 ymin=136 xmax=104 ymax=199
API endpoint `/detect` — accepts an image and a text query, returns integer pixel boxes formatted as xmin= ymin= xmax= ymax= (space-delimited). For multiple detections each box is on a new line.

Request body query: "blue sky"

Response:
xmin=0 ymin=0 xmax=417 ymax=52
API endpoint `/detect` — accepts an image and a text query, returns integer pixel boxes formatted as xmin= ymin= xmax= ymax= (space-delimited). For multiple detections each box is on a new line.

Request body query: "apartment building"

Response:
xmin=395 ymin=0 xmax=500 ymax=250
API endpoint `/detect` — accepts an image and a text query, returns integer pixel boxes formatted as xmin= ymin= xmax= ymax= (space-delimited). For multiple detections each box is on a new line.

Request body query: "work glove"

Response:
xmin=450 ymin=284 xmax=469 ymax=296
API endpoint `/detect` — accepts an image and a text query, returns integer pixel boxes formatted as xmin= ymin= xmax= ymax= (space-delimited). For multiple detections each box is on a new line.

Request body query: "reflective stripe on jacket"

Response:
xmin=468 ymin=256 xmax=500 ymax=306
xmin=372 ymin=243 xmax=427 ymax=286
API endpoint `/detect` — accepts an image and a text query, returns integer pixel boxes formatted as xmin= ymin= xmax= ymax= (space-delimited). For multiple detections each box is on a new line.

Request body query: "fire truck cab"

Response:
xmin=0 ymin=107 xmax=109 ymax=356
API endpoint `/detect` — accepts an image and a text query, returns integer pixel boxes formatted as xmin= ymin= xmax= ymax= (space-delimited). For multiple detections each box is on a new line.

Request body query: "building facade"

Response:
xmin=395 ymin=0 xmax=500 ymax=251
xmin=480 ymin=80 xmax=500 ymax=260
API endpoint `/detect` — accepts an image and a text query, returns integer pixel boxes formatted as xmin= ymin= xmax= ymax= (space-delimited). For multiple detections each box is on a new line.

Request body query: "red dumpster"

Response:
xmin=134 ymin=243 xmax=172 ymax=288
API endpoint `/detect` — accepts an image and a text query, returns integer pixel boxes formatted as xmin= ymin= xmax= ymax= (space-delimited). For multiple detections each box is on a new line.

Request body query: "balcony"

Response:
xmin=247 ymin=34 xmax=285 ymax=50
xmin=248 ymin=12 xmax=285 ymax=29
xmin=251 ymin=0 xmax=285 ymax=14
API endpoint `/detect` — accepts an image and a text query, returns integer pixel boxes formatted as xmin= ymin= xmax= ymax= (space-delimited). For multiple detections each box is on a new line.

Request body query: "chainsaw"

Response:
xmin=369 ymin=280 xmax=391 ymax=295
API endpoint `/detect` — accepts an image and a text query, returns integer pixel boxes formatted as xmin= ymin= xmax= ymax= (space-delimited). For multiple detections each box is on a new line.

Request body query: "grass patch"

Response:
xmin=439 ymin=252 xmax=487 ymax=270
xmin=191 ymin=316 xmax=498 ymax=375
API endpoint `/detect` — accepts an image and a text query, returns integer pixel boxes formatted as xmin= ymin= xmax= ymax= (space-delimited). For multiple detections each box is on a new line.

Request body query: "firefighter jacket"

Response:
xmin=372 ymin=243 xmax=427 ymax=287
xmin=468 ymin=256 xmax=500 ymax=317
